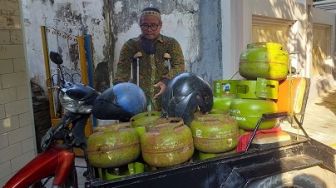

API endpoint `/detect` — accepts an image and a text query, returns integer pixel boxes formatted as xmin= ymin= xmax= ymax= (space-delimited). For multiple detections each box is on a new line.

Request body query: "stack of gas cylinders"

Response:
xmin=194 ymin=42 xmax=289 ymax=159
xmin=213 ymin=42 xmax=289 ymax=131
xmin=85 ymin=42 xmax=290 ymax=180
xmin=86 ymin=112 xmax=195 ymax=180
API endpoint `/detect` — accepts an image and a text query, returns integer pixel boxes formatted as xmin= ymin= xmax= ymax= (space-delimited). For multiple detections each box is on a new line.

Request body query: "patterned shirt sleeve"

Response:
xmin=114 ymin=40 xmax=133 ymax=83
xmin=166 ymin=38 xmax=185 ymax=79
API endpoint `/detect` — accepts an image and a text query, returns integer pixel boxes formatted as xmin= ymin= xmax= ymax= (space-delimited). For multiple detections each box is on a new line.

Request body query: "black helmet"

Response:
xmin=92 ymin=82 xmax=147 ymax=121
xmin=162 ymin=72 xmax=213 ymax=125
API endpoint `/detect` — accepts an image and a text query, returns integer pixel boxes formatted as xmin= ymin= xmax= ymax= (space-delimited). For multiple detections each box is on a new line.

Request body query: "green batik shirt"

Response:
xmin=115 ymin=34 xmax=185 ymax=110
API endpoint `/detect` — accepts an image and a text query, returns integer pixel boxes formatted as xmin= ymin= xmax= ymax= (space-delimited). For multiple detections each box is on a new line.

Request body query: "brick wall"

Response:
xmin=0 ymin=0 xmax=36 ymax=185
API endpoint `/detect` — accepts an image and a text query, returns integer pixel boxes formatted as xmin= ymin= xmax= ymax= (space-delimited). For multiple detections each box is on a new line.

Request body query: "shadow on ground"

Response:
xmin=315 ymin=90 xmax=336 ymax=115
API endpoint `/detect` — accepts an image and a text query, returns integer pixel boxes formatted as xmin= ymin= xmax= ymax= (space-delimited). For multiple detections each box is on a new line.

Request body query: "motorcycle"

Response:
xmin=4 ymin=51 xmax=147 ymax=188
xmin=4 ymin=51 xmax=99 ymax=188
xmin=4 ymin=52 xmax=147 ymax=188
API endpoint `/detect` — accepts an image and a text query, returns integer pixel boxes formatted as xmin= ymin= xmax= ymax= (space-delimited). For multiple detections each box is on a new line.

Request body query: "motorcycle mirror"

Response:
xmin=49 ymin=51 xmax=63 ymax=65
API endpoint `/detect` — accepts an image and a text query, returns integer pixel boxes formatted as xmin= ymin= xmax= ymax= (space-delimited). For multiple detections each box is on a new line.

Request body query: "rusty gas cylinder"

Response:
xmin=190 ymin=113 xmax=239 ymax=153
xmin=87 ymin=123 xmax=140 ymax=168
xmin=140 ymin=118 xmax=194 ymax=167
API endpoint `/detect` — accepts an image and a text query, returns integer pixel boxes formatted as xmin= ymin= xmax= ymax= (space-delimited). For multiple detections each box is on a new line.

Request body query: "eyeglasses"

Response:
xmin=140 ymin=24 xmax=160 ymax=31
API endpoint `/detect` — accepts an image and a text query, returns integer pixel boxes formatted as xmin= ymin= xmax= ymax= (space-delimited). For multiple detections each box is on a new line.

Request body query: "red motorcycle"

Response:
xmin=4 ymin=52 xmax=99 ymax=188
xmin=4 ymin=51 xmax=148 ymax=188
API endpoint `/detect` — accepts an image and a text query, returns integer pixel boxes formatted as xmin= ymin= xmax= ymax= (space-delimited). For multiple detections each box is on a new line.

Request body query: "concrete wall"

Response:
xmin=21 ymin=0 xmax=226 ymax=89
xmin=20 ymin=0 xmax=336 ymax=88
xmin=21 ymin=0 xmax=107 ymax=89
xmin=108 ymin=0 xmax=222 ymax=83
xmin=0 ymin=0 xmax=36 ymax=185
xmin=108 ymin=0 xmax=199 ymax=76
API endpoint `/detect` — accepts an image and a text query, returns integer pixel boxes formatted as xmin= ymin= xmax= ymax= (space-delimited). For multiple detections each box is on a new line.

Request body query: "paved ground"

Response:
xmin=304 ymin=89 xmax=336 ymax=148
xmin=282 ymin=89 xmax=336 ymax=149
xmin=75 ymin=157 xmax=87 ymax=187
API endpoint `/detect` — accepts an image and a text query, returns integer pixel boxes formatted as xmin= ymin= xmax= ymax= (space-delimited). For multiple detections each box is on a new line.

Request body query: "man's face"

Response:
xmin=140 ymin=15 xmax=162 ymax=40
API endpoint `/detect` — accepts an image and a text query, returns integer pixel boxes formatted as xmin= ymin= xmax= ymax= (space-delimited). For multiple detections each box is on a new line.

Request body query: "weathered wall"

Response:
xmin=109 ymin=0 xmax=203 ymax=80
xmin=108 ymin=0 xmax=226 ymax=84
xmin=0 ymin=0 xmax=36 ymax=185
xmin=22 ymin=0 xmax=334 ymax=98
xmin=21 ymin=0 xmax=107 ymax=89
xmin=110 ymin=1 xmax=197 ymax=63
xmin=22 ymin=0 xmax=224 ymax=90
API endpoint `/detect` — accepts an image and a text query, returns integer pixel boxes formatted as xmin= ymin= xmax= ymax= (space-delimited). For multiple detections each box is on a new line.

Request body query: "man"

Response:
xmin=114 ymin=7 xmax=185 ymax=110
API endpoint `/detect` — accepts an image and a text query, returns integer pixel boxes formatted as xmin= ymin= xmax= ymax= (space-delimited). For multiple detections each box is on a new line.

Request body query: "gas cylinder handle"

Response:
xmin=147 ymin=117 xmax=184 ymax=133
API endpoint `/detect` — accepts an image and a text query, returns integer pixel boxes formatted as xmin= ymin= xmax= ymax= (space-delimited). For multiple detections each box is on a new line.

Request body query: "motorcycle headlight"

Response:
xmin=59 ymin=92 xmax=93 ymax=114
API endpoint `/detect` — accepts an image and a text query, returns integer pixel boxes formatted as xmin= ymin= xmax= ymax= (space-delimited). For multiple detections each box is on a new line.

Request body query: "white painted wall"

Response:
xmin=0 ymin=1 xmax=36 ymax=186
xmin=221 ymin=0 xmax=336 ymax=100
xmin=251 ymin=0 xmax=308 ymax=76
xmin=221 ymin=0 xmax=245 ymax=79
xmin=222 ymin=0 xmax=309 ymax=78
xmin=311 ymin=7 xmax=335 ymax=63
xmin=310 ymin=7 xmax=336 ymax=99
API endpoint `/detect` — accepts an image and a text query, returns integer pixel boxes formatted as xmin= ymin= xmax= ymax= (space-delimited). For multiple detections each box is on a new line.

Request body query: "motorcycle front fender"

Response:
xmin=4 ymin=147 xmax=75 ymax=188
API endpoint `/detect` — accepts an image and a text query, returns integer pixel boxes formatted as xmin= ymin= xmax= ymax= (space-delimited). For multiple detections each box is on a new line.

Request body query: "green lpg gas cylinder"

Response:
xmin=212 ymin=80 xmax=238 ymax=114
xmin=239 ymin=42 xmax=289 ymax=80
xmin=229 ymin=98 xmax=278 ymax=130
xmin=236 ymin=78 xmax=279 ymax=100
xmin=130 ymin=111 xmax=161 ymax=128
xmin=213 ymin=80 xmax=238 ymax=97
xmin=87 ymin=123 xmax=140 ymax=168
xmin=211 ymin=95 xmax=235 ymax=114
xmin=140 ymin=118 xmax=194 ymax=167
xmin=190 ymin=114 xmax=239 ymax=153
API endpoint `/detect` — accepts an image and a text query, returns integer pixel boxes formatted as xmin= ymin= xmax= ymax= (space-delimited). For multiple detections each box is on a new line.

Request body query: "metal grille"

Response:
xmin=313 ymin=0 xmax=336 ymax=11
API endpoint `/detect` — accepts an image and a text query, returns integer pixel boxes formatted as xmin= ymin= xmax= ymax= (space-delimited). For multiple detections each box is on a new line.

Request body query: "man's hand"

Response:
xmin=153 ymin=81 xmax=167 ymax=99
